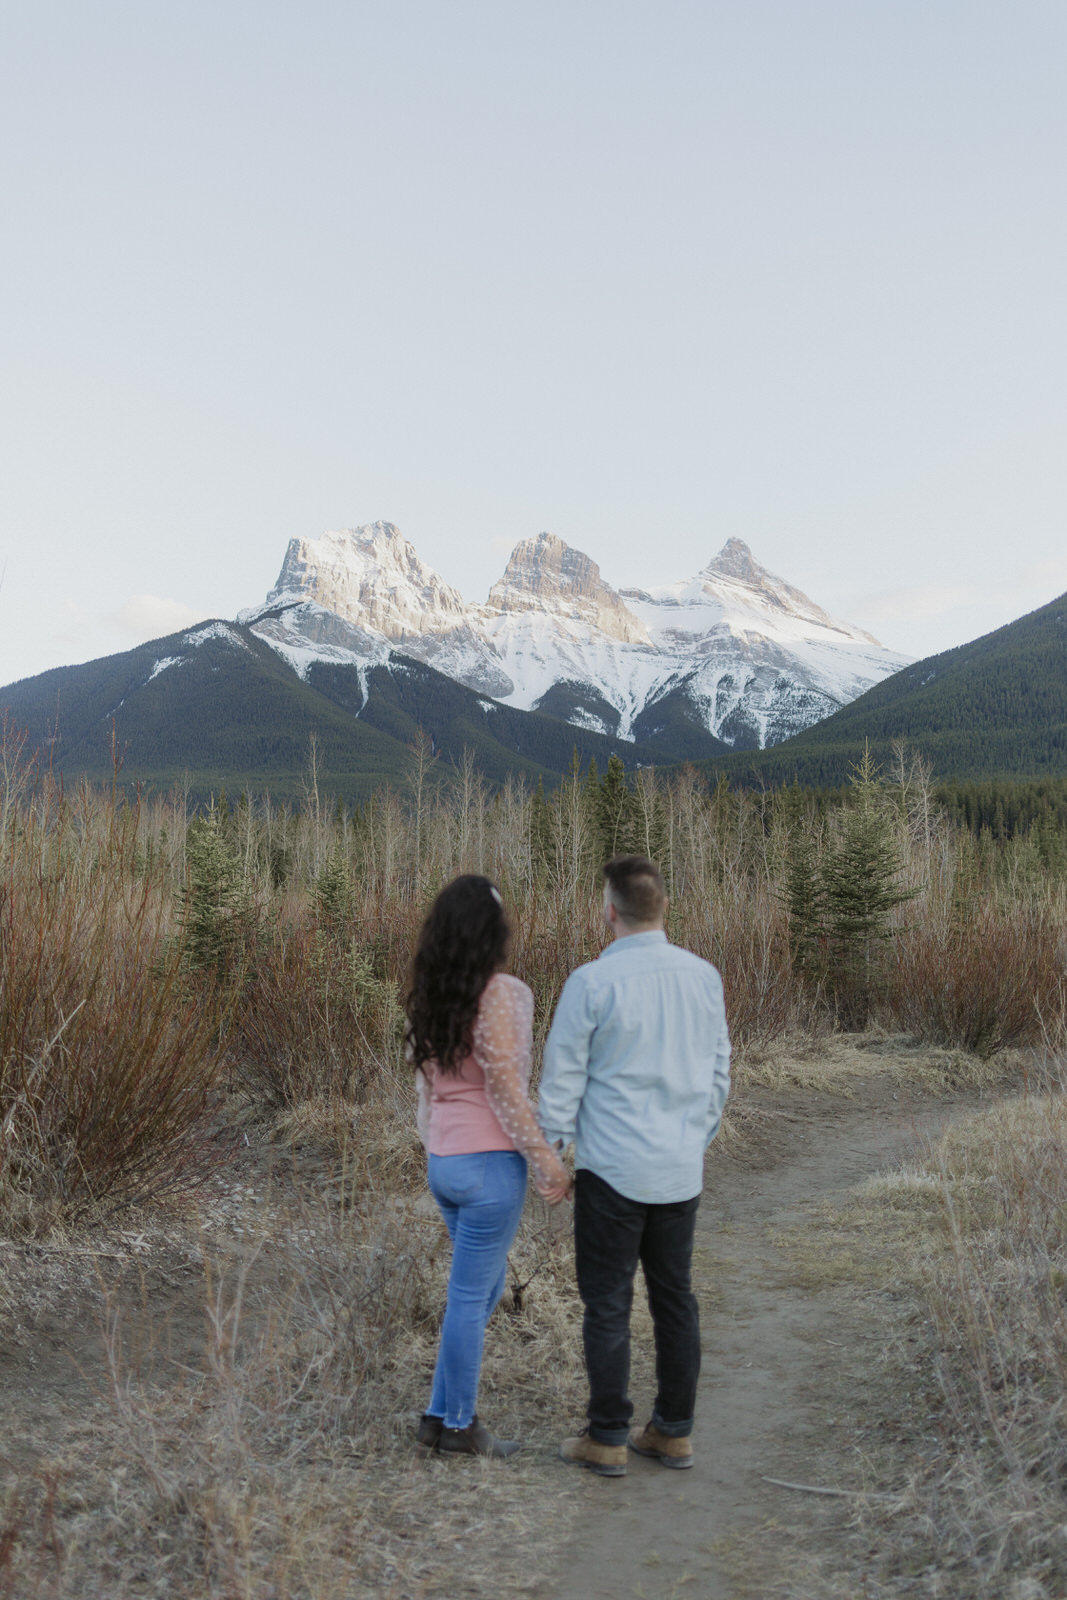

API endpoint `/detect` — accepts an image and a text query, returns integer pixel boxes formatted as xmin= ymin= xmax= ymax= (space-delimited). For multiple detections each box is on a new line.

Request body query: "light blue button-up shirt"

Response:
xmin=538 ymin=930 xmax=731 ymax=1205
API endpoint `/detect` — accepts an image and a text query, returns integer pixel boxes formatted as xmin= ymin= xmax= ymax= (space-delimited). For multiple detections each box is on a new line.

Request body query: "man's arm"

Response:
xmin=538 ymin=970 xmax=597 ymax=1149
xmin=704 ymin=982 xmax=732 ymax=1148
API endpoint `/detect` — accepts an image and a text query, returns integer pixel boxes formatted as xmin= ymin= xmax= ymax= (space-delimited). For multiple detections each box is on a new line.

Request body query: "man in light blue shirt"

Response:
xmin=539 ymin=855 xmax=730 ymax=1477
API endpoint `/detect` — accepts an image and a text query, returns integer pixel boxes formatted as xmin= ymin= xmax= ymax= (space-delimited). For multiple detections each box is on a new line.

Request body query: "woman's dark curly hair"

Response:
xmin=404 ymin=875 xmax=512 ymax=1075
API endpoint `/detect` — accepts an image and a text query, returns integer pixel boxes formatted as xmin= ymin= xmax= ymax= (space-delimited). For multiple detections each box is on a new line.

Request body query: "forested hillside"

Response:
xmin=690 ymin=590 xmax=1067 ymax=787
xmin=0 ymin=623 xmax=696 ymax=801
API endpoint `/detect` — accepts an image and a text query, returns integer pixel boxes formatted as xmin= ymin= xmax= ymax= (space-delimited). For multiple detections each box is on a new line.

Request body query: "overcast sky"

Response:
xmin=2 ymin=1 xmax=1066 ymax=687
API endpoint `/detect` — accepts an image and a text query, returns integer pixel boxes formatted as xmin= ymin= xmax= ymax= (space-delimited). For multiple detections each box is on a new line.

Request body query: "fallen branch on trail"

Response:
xmin=762 ymin=1476 xmax=900 ymax=1502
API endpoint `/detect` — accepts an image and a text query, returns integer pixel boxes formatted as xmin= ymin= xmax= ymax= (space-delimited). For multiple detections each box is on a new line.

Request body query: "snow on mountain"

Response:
xmin=184 ymin=622 xmax=250 ymax=651
xmin=241 ymin=524 xmax=513 ymax=698
xmin=240 ymin=523 xmax=909 ymax=751
xmin=260 ymin=521 xmax=467 ymax=635
xmin=144 ymin=623 xmax=250 ymax=685
xmin=614 ymin=538 xmax=908 ymax=746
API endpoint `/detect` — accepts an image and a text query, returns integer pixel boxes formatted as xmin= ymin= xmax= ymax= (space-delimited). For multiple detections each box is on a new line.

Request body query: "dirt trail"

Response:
xmin=544 ymin=1078 xmax=966 ymax=1600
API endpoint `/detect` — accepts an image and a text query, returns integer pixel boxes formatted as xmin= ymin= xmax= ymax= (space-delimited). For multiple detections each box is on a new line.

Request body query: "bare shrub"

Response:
xmin=8 ymin=716 xmax=1067 ymax=1241
xmin=680 ymin=885 xmax=801 ymax=1051
xmin=884 ymin=900 xmax=1067 ymax=1057
xmin=510 ymin=897 xmax=606 ymax=1062
xmin=229 ymin=917 xmax=405 ymax=1111
xmin=0 ymin=783 xmax=226 ymax=1230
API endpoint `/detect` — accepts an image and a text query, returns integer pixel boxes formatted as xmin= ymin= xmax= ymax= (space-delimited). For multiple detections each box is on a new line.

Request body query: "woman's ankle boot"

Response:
xmin=439 ymin=1415 xmax=520 ymax=1459
xmin=415 ymin=1413 xmax=444 ymax=1458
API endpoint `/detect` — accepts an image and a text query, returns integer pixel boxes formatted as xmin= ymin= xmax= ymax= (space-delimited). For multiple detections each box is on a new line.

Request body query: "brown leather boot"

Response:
xmin=559 ymin=1427 xmax=627 ymax=1477
xmin=438 ymin=1416 xmax=521 ymax=1459
xmin=628 ymin=1420 xmax=694 ymax=1469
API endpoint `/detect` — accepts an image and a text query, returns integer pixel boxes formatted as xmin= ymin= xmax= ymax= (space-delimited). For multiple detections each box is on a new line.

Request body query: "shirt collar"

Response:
xmin=599 ymin=929 xmax=669 ymax=958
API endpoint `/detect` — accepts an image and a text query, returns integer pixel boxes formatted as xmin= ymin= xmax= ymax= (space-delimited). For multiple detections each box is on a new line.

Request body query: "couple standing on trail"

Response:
xmin=405 ymin=855 xmax=732 ymax=1475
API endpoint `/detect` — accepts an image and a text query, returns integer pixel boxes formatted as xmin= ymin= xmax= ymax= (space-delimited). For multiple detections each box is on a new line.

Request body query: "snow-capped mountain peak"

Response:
xmin=703 ymin=536 xmax=765 ymax=584
xmin=249 ymin=521 xmax=468 ymax=639
xmin=620 ymin=538 xmax=881 ymax=647
xmin=699 ymin=538 xmax=873 ymax=638
xmin=485 ymin=531 xmax=649 ymax=644
xmin=239 ymin=521 xmax=909 ymax=754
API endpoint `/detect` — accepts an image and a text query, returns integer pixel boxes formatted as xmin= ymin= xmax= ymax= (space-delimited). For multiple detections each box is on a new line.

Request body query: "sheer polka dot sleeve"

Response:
xmin=414 ymin=1065 xmax=432 ymax=1151
xmin=475 ymin=976 xmax=570 ymax=1196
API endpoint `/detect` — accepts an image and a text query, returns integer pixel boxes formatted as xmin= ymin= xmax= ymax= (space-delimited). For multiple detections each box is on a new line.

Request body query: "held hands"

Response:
xmin=538 ymin=1175 xmax=573 ymax=1205
xmin=535 ymin=1152 xmax=573 ymax=1206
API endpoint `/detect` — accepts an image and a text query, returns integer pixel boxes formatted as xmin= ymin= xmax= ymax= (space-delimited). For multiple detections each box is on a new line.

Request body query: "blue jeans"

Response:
xmin=426 ymin=1150 xmax=528 ymax=1429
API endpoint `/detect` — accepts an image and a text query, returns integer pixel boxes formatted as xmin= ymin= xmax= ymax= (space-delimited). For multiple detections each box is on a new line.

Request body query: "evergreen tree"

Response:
xmin=529 ymin=776 xmax=553 ymax=874
xmin=595 ymin=754 xmax=636 ymax=862
xmin=819 ymin=745 xmax=914 ymax=1023
xmin=179 ymin=803 xmax=257 ymax=979
xmin=313 ymin=850 xmax=355 ymax=933
xmin=783 ymin=821 xmax=825 ymax=979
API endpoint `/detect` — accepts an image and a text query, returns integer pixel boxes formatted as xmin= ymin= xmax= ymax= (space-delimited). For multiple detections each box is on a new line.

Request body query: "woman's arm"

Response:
xmin=476 ymin=979 xmax=571 ymax=1202
xmin=415 ymin=1065 xmax=432 ymax=1151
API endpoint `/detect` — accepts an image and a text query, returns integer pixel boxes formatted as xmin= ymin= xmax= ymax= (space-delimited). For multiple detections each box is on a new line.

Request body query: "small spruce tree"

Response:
xmin=820 ymin=744 xmax=913 ymax=1024
xmin=783 ymin=820 xmax=825 ymax=981
xmin=596 ymin=754 xmax=636 ymax=862
xmin=179 ymin=803 xmax=257 ymax=981
xmin=529 ymin=776 xmax=553 ymax=875
xmin=313 ymin=850 xmax=354 ymax=934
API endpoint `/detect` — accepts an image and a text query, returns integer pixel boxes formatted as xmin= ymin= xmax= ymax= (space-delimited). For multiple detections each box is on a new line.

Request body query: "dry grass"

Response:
xmin=772 ymin=1074 xmax=1067 ymax=1598
xmin=0 ymin=1166 xmax=588 ymax=1600
xmin=727 ymin=1030 xmax=1021 ymax=1118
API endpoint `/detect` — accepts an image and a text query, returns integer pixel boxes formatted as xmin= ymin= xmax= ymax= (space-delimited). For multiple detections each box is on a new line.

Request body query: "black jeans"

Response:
xmin=574 ymin=1168 xmax=701 ymax=1446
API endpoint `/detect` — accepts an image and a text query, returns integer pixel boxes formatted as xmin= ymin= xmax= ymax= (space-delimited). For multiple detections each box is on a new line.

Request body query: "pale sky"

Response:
xmin=2 ymin=1 xmax=1066 ymax=687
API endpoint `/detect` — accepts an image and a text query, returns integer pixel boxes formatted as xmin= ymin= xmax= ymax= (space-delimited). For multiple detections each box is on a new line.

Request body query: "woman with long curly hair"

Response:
xmin=406 ymin=874 xmax=571 ymax=1459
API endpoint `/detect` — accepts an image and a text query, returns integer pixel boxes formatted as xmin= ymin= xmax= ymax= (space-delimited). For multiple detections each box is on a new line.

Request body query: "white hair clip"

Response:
xmin=489 ymin=885 xmax=504 ymax=906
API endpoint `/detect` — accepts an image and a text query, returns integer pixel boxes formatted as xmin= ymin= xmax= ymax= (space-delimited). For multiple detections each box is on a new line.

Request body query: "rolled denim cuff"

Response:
xmin=651 ymin=1410 xmax=693 ymax=1438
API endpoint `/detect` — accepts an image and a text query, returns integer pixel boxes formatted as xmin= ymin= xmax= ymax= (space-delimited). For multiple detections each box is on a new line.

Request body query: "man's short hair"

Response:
xmin=603 ymin=855 xmax=666 ymax=925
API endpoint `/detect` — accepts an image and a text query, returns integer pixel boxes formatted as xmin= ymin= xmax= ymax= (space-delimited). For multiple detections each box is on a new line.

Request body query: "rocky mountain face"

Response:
xmin=487 ymin=532 xmax=650 ymax=644
xmin=267 ymin=521 xmax=469 ymax=637
xmin=239 ymin=522 xmax=909 ymax=752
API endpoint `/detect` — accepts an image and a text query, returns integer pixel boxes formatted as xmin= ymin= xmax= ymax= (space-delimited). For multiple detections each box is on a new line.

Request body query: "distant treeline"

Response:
xmin=933 ymin=776 xmax=1067 ymax=841
xmin=694 ymin=767 xmax=1067 ymax=847
xmin=97 ymin=756 xmax=1067 ymax=858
